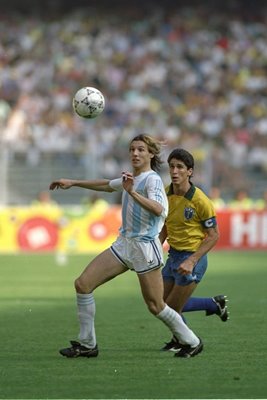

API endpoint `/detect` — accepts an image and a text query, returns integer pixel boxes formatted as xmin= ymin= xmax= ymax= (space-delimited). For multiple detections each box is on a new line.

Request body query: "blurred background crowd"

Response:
xmin=0 ymin=0 xmax=266 ymax=205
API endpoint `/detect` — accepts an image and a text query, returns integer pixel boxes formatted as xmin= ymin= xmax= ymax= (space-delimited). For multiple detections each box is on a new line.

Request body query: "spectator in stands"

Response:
xmin=1 ymin=2 xmax=267 ymax=202
xmin=32 ymin=191 xmax=58 ymax=208
xmin=228 ymin=189 xmax=254 ymax=210
xmin=254 ymin=190 xmax=267 ymax=210
xmin=209 ymin=187 xmax=226 ymax=211
xmin=81 ymin=193 xmax=109 ymax=214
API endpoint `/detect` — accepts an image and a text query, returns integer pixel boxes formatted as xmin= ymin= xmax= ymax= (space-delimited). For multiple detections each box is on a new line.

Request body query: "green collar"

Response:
xmin=167 ymin=183 xmax=196 ymax=200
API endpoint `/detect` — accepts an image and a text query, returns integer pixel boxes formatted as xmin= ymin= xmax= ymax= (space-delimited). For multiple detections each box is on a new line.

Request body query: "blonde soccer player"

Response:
xmin=49 ymin=135 xmax=203 ymax=359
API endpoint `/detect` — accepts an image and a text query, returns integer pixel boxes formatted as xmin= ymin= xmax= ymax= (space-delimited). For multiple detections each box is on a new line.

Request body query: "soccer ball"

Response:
xmin=72 ymin=87 xmax=105 ymax=119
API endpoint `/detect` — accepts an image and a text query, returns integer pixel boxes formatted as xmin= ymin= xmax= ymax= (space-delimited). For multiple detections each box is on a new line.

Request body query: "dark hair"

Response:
xmin=167 ymin=148 xmax=194 ymax=170
xmin=130 ymin=134 xmax=163 ymax=171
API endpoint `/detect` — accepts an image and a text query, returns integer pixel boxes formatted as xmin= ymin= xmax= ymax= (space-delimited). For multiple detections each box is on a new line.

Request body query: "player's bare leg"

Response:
xmin=161 ymin=280 xmax=200 ymax=353
xmin=137 ymin=269 xmax=199 ymax=346
xmin=164 ymin=281 xmax=197 ymax=314
xmin=59 ymin=249 xmax=128 ymax=358
xmin=75 ymin=248 xmax=128 ymax=294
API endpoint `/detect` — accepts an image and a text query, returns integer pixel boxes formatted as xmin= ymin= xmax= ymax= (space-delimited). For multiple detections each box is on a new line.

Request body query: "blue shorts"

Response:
xmin=162 ymin=247 xmax=208 ymax=286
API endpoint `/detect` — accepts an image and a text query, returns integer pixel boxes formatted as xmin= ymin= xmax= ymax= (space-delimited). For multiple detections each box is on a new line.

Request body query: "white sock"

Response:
xmin=76 ymin=293 xmax=96 ymax=348
xmin=157 ymin=304 xmax=199 ymax=346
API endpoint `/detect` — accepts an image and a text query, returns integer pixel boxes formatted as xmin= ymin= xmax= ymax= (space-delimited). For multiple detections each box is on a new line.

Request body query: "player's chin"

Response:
xmin=132 ymin=160 xmax=141 ymax=167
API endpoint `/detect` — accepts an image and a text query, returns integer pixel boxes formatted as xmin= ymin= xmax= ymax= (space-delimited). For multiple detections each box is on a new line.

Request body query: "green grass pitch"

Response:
xmin=0 ymin=251 xmax=267 ymax=399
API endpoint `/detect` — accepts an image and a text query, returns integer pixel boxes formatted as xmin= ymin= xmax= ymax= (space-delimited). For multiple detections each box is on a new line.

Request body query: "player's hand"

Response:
xmin=49 ymin=179 xmax=73 ymax=190
xmin=177 ymin=259 xmax=195 ymax=275
xmin=122 ymin=171 xmax=134 ymax=193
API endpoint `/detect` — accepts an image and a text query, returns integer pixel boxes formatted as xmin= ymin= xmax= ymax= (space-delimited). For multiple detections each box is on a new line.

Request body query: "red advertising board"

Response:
xmin=0 ymin=207 xmax=266 ymax=253
xmin=216 ymin=210 xmax=267 ymax=249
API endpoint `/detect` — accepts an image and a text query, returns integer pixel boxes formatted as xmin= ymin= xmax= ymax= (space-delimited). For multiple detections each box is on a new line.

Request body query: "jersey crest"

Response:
xmin=184 ymin=207 xmax=195 ymax=220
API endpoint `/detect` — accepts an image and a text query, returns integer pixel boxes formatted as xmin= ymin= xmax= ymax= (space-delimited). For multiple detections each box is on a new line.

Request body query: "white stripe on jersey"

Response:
xmin=109 ymin=171 xmax=168 ymax=241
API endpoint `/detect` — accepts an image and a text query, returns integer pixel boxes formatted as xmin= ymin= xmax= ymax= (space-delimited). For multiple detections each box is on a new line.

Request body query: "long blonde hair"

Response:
xmin=130 ymin=134 xmax=163 ymax=172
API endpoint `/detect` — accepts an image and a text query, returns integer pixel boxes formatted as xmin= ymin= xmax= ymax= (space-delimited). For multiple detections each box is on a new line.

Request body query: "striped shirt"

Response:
xmin=110 ymin=171 xmax=168 ymax=241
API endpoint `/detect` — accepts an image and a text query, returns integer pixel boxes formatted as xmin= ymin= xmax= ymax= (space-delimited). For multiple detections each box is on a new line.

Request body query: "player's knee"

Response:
xmin=75 ymin=277 xmax=88 ymax=294
xmin=146 ymin=300 xmax=164 ymax=315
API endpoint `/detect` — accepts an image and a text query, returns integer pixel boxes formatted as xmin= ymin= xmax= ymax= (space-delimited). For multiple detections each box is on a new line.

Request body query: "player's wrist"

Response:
xmin=129 ymin=190 xmax=138 ymax=197
xmin=189 ymin=256 xmax=198 ymax=266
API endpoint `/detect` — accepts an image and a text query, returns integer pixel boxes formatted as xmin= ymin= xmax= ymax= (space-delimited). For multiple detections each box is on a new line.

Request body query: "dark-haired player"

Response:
xmin=160 ymin=148 xmax=228 ymax=357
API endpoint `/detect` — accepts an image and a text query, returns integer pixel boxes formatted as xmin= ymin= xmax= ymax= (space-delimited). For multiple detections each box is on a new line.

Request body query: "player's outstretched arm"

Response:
xmin=49 ymin=178 xmax=114 ymax=192
xmin=49 ymin=179 xmax=74 ymax=190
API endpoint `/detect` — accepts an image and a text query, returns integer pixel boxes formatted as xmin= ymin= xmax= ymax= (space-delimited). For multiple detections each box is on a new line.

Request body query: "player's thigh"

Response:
xmin=165 ymin=282 xmax=197 ymax=313
xmin=137 ymin=268 xmax=165 ymax=313
xmin=77 ymin=248 xmax=128 ymax=292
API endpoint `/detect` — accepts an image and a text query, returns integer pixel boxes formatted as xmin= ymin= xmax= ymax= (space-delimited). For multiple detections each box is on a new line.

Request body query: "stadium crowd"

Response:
xmin=0 ymin=1 xmax=267 ymax=200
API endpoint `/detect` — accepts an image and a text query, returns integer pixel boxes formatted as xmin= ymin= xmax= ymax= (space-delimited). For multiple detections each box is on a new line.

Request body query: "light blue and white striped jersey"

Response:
xmin=109 ymin=171 xmax=168 ymax=241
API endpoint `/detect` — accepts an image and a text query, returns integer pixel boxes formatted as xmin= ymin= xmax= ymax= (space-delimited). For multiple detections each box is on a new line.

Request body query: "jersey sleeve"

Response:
xmin=198 ymin=196 xmax=217 ymax=229
xmin=146 ymin=174 xmax=169 ymax=217
xmin=109 ymin=178 xmax=123 ymax=191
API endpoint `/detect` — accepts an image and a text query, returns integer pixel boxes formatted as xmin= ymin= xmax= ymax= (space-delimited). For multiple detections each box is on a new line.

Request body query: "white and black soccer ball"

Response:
xmin=72 ymin=87 xmax=105 ymax=119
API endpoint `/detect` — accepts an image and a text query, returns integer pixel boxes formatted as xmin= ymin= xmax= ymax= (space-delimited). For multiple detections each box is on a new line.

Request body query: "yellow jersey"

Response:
xmin=165 ymin=183 xmax=217 ymax=252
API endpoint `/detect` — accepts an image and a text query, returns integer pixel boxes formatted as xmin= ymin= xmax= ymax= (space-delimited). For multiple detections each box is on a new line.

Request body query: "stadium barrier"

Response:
xmin=0 ymin=206 xmax=266 ymax=253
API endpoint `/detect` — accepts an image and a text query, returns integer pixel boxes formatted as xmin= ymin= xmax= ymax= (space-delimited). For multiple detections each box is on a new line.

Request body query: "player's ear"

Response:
xmin=188 ymin=168 xmax=193 ymax=177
